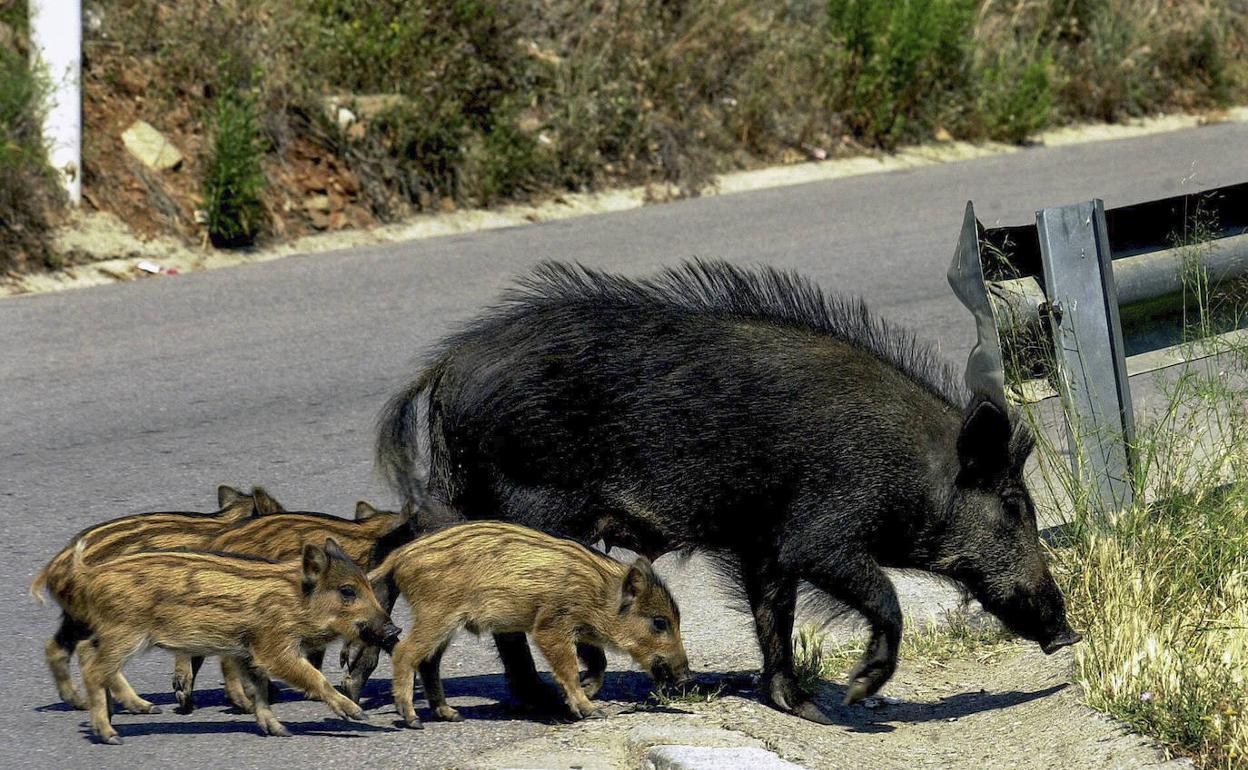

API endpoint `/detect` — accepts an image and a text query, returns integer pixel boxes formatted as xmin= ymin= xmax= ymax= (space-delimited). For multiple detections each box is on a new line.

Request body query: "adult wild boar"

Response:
xmin=377 ymin=260 xmax=1080 ymax=722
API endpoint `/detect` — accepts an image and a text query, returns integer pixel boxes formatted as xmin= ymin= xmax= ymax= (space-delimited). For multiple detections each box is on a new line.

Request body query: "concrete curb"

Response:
xmin=643 ymin=745 xmax=810 ymax=770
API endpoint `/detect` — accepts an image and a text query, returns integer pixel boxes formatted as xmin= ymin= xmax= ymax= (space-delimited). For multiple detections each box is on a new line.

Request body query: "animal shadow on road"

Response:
xmin=353 ymin=670 xmax=684 ymax=724
xmin=649 ymin=670 xmax=1069 ymax=734
xmin=808 ymin=681 xmax=1070 ymax=734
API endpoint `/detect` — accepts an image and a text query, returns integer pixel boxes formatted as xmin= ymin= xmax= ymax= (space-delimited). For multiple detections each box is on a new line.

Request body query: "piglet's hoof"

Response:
xmin=402 ymin=717 xmax=424 ymax=730
xmin=259 ymin=718 xmax=292 ymax=738
xmin=432 ymin=705 xmax=463 ymax=722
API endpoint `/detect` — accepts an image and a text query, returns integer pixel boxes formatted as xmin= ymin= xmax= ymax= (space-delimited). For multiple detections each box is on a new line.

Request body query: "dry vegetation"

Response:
xmin=1 ymin=0 xmax=1245 ymax=272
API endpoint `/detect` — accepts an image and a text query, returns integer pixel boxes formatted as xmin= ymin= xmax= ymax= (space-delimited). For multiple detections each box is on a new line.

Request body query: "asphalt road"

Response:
xmin=4 ymin=121 xmax=1248 ymax=769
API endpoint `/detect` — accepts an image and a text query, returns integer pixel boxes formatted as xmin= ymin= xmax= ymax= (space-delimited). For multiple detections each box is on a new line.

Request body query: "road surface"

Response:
xmin=3 ymin=121 xmax=1247 ymax=768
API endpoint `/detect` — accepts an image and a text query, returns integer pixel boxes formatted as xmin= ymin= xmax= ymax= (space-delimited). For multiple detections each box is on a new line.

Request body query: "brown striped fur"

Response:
xmin=30 ymin=485 xmax=284 ymax=712
xmin=66 ymin=539 xmax=398 ymax=744
xmin=170 ymin=500 xmax=415 ymax=711
xmin=370 ymin=521 xmax=690 ymax=727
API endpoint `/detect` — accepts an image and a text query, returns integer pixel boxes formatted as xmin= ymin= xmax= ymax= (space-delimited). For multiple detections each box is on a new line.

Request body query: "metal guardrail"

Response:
xmin=948 ymin=182 xmax=1248 ymax=513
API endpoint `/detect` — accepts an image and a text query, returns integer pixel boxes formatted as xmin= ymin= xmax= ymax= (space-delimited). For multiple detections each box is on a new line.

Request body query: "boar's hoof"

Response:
xmin=792 ymin=700 xmax=833 ymax=724
xmin=432 ymin=705 xmax=463 ymax=722
xmin=843 ymin=677 xmax=878 ymax=707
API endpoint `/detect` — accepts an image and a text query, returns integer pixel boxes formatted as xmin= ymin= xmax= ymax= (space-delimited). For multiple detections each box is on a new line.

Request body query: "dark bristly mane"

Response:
xmin=498 ymin=259 xmax=967 ymax=407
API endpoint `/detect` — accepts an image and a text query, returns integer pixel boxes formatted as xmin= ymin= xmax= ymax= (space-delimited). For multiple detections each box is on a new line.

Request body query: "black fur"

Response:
xmin=376 ymin=259 xmax=1075 ymax=717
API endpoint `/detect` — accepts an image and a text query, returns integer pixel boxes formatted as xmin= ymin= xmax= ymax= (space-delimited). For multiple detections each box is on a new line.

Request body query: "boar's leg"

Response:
xmin=237 ymin=662 xmax=290 ymax=738
xmin=172 ymin=654 xmax=204 ymax=713
xmin=809 ymin=557 xmax=902 ymax=706
xmin=418 ymin=642 xmax=463 ymax=722
xmin=577 ymin=643 xmax=608 ymax=699
xmin=532 ymin=623 xmax=606 ymax=720
xmin=494 ymin=631 xmax=555 ymax=707
xmin=46 ymin=612 xmax=90 ymax=709
xmin=251 ymin=649 xmax=365 ymax=726
xmin=740 ymin=558 xmax=831 ymax=723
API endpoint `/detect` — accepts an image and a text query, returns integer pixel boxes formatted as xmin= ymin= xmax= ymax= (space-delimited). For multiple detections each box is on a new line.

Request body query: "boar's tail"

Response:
xmin=376 ymin=365 xmax=442 ymax=509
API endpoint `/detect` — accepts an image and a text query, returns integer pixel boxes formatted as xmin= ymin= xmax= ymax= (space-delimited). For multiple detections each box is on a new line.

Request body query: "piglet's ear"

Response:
xmin=324 ymin=537 xmax=351 ymax=564
xmin=302 ymin=542 xmax=329 ymax=590
xmin=355 ymin=501 xmax=378 ymax=520
xmin=252 ymin=487 xmax=285 ymax=516
xmin=621 ymin=556 xmax=654 ymax=608
xmin=957 ymin=395 xmax=1011 ymax=480
xmin=218 ymin=485 xmax=244 ymax=509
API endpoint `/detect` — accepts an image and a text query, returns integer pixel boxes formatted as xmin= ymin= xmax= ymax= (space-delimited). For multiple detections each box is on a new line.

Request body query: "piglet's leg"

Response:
xmin=172 ymin=654 xmax=204 ymax=713
xmin=532 ymin=625 xmax=604 ymax=720
xmin=253 ymin=648 xmax=364 ymax=724
xmin=79 ymin=632 xmax=144 ymax=745
xmin=418 ymin=642 xmax=461 ymax=722
xmin=577 ymin=643 xmax=608 ymax=699
xmin=107 ymin=671 xmax=160 ymax=715
xmin=220 ymin=656 xmax=256 ymax=712
xmin=46 ymin=613 xmax=89 ymax=709
xmin=237 ymin=661 xmax=289 ymax=738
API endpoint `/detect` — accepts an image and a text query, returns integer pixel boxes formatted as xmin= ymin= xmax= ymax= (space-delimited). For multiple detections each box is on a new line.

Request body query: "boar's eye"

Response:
xmin=338 ymin=585 xmax=357 ymax=602
xmin=651 ymin=616 xmax=670 ymax=633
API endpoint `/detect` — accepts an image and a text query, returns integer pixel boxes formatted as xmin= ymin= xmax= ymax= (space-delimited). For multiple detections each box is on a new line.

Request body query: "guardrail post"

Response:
xmin=947 ymin=201 xmax=1009 ymax=412
xmin=1036 ymin=199 xmax=1135 ymax=513
xmin=28 ymin=0 xmax=82 ymax=206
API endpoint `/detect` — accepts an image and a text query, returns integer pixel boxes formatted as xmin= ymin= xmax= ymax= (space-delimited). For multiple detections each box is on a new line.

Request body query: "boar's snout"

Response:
xmin=1041 ymin=627 xmax=1082 ymax=655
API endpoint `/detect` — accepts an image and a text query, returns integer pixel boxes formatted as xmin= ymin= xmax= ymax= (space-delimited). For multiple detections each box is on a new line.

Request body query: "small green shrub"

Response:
xmin=976 ymin=49 xmax=1054 ymax=143
xmin=0 ymin=22 xmax=60 ymax=272
xmin=825 ymin=0 xmax=976 ymax=147
xmin=201 ymin=94 xmax=267 ymax=248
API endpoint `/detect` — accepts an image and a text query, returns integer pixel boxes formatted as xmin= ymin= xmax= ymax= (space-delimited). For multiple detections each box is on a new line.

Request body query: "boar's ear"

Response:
xmin=355 ymin=501 xmax=378 ymax=520
xmin=251 ymin=487 xmax=284 ymax=516
xmin=302 ymin=542 xmax=329 ymax=590
xmin=957 ymin=395 xmax=1012 ymax=481
xmin=620 ymin=557 xmax=655 ymax=610
xmin=218 ymin=485 xmax=244 ymax=509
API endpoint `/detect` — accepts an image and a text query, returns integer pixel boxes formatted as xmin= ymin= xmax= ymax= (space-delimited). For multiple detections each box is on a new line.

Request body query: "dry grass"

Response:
xmin=1014 ymin=234 xmax=1248 ymax=767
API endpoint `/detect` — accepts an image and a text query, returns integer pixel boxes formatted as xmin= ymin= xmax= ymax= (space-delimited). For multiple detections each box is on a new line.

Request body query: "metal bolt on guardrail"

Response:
xmin=949 ymin=181 xmax=1248 ymax=514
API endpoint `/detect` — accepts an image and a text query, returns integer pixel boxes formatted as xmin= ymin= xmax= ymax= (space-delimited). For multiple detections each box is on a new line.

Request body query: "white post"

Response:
xmin=28 ymin=0 xmax=82 ymax=206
